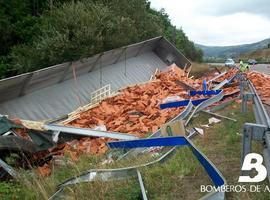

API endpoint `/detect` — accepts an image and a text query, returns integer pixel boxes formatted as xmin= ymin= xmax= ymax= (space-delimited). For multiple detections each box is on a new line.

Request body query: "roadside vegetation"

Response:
xmin=0 ymin=0 xmax=203 ymax=79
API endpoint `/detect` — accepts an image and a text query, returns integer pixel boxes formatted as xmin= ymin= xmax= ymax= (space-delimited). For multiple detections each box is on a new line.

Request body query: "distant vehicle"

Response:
xmin=248 ymin=59 xmax=257 ymax=65
xmin=225 ymin=58 xmax=235 ymax=67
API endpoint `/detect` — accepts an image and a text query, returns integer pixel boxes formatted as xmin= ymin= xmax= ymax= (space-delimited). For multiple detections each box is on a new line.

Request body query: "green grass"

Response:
xmin=54 ymin=147 xmax=208 ymax=200
xmin=142 ymin=147 xmax=210 ymax=200
xmin=190 ymin=103 xmax=269 ymax=200
xmin=1 ymin=103 xmax=269 ymax=199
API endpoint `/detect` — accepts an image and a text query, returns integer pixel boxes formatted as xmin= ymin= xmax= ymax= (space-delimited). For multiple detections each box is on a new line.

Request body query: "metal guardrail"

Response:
xmin=241 ymin=79 xmax=270 ymax=182
xmin=49 ymin=95 xmax=229 ymax=200
xmin=49 ymin=147 xmax=177 ymax=200
xmin=44 ymin=124 xmax=138 ymax=141
xmin=121 ymin=90 xmax=225 ymax=159
xmin=185 ymin=90 xmax=224 ymax=125
xmin=49 ymin=71 xmax=239 ymax=199
xmin=248 ymin=81 xmax=270 ymax=126
xmin=49 ymin=137 xmax=226 ymax=200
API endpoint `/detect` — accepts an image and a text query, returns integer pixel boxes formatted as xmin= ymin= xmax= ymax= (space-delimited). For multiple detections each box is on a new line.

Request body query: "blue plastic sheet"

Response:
xmin=160 ymin=98 xmax=208 ymax=109
xmin=160 ymin=89 xmax=223 ymax=109
xmin=189 ymin=90 xmax=222 ymax=96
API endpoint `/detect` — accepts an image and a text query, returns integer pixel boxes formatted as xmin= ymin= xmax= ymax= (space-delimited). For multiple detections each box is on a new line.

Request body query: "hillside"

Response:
xmin=237 ymin=48 xmax=270 ymax=62
xmin=196 ymin=38 xmax=270 ymax=58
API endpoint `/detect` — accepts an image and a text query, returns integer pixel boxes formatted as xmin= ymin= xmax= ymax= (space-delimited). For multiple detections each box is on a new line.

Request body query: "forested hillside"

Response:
xmin=238 ymin=48 xmax=270 ymax=62
xmin=0 ymin=0 xmax=203 ymax=79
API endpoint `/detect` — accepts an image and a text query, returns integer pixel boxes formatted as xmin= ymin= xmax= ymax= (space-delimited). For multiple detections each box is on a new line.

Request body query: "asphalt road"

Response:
xmin=250 ymin=64 xmax=270 ymax=75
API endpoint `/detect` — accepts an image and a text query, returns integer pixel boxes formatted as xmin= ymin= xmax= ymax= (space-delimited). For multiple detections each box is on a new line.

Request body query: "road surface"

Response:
xmin=250 ymin=64 xmax=270 ymax=75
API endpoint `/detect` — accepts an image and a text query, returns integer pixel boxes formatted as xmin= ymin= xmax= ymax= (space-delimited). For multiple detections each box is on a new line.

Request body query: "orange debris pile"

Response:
xmin=248 ymin=71 xmax=270 ymax=105
xmin=52 ymin=137 xmax=110 ymax=156
xmin=69 ymin=66 xmax=200 ymax=133
xmin=59 ymin=66 xmax=240 ymax=156
xmin=59 ymin=65 xmax=200 ymax=155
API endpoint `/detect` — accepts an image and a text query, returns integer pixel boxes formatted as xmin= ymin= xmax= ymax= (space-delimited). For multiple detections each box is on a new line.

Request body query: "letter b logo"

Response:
xmin=238 ymin=153 xmax=267 ymax=182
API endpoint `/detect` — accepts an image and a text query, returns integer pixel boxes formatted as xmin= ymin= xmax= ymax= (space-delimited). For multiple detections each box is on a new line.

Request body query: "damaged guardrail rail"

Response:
xmin=49 ymin=92 xmax=228 ymax=200
xmin=185 ymin=90 xmax=224 ymax=125
xmin=49 ymin=137 xmax=226 ymax=200
xmin=43 ymin=124 xmax=139 ymax=141
xmin=120 ymin=89 xmax=224 ymax=159
xmin=241 ymin=79 xmax=270 ymax=182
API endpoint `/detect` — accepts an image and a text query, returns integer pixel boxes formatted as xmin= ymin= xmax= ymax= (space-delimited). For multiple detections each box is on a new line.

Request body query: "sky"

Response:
xmin=149 ymin=0 xmax=270 ymax=46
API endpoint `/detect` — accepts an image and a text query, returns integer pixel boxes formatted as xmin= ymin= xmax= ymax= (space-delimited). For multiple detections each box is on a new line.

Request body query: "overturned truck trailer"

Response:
xmin=0 ymin=37 xmax=230 ymax=199
xmin=0 ymin=36 xmax=190 ymax=121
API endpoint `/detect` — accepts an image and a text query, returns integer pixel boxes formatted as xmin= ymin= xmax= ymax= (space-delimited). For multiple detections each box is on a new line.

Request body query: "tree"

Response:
xmin=0 ymin=0 xmax=203 ymax=78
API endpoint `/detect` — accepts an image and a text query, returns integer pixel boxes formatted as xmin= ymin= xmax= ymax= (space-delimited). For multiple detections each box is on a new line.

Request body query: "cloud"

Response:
xmin=201 ymin=0 xmax=270 ymax=19
xmin=149 ymin=0 xmax=270 ymax=46
xmin=186 ymin=13 xmax=270 ymax=46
